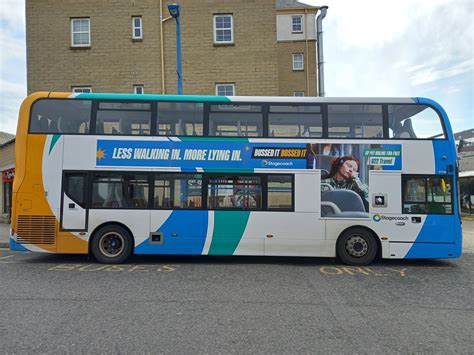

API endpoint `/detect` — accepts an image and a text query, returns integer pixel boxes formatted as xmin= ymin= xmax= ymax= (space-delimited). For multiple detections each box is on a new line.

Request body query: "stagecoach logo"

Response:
xmin=261 ymin=160 xmax=294 ymax=167
xmin=373 ymin=214 xmax=409 ymax=222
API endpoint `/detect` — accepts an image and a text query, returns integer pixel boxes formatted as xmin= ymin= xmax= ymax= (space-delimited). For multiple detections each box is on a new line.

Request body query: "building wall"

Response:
xmin=276 ymin=12 xmax=316 ymax=41
xmin=26 ymin=0 xmax=319 ymax=97
xmin=277 ymin=41 xmax=317 ymax=96
xmin=27 ymin=0 xmax=163 ymax=94
xmin=0 ymin=142 xmax=15 ymax=222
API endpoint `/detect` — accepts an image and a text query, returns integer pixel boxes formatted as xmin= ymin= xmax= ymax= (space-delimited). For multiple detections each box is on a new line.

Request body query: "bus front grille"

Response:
xmin=17 ymin=216 xmax=57 ymax=245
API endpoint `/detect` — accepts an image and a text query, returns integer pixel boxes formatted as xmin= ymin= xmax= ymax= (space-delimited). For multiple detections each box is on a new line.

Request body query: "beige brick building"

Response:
xmin=26 ymin=0 xmax=321 ymax=97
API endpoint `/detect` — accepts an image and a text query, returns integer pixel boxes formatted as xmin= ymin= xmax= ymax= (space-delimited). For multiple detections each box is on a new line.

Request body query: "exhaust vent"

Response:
xmin=17 ymin=215 xmax=57 ymax=245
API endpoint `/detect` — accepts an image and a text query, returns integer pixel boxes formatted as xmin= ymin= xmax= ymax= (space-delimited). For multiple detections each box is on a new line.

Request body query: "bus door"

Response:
xmin=265 ymin=171 xmax=326 ymax=257
xmin=61 ymin=172 xmax=88 ymax=231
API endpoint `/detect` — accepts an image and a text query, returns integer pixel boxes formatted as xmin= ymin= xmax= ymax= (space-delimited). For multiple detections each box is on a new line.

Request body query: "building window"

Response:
xmin=71 ymin=18 xmax=90 ymax=47
xmin=292 ymin=53 xmax=304 ymax=70
xmin=213 ymin=14 xmax=233 ymax=44
xmin=292 ymin=15 xmax=303 ymax=33
xmin=132 ymin=16 xmax=143 ymax=40
xmin=134 ymin=85 xmax=144 ymax=94
xmin=293 ymin=91 xmax=305 ymax=97
xmin=215 ymin=83 xmax=235 ymax=96
xmin=72 ymin=86 xmax=92 ymax=93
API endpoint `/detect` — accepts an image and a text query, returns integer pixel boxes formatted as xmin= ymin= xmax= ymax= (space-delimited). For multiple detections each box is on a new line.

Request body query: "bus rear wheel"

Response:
xmin=91 ymin=225 xmax=133 ymax=264
xmin=337 ymin=228 xmax=378 ymax=266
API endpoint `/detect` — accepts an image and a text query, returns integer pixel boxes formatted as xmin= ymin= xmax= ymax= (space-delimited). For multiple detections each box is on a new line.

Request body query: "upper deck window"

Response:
xmin=209 ymin=104 xmax=263 ymax=137
xmin=328 ymin=104 xmax=383 ymax=138
xmin=96 ymin=102 xmax=151 ymax=135
xmin=157 ymin=102 xmax=203 ymax=136
xmin=388 ymin=105 xmax=445 ymax=139
xmin=269 ymin=105 xmax=322 ymax=137
xmin=30 ymin=99 xmax=92 ymax=134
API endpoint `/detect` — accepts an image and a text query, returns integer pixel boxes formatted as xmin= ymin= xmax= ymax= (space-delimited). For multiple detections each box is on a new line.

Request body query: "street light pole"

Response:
xmin=168 ymin=3 xmax=183 ymax=95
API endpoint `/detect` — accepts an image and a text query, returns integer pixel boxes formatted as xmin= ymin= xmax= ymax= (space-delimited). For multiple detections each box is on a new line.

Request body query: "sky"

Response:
xmin=0 ymin=0 xmax=473 ymax=135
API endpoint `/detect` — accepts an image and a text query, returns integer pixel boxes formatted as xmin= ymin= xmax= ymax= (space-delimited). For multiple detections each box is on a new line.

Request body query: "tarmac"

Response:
xmin=1 ymin=217 xmax=473 ymax=252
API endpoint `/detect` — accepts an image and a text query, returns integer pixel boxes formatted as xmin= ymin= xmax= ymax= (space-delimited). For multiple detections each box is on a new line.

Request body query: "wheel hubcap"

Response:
xmin=345 ymin=235 xmax=369 ymax=258
xmin=99 ymin=232 xmax=125 ymax=257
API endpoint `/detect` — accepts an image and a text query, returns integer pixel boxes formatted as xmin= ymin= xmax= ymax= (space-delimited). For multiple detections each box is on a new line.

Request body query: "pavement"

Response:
xmin=0 ymin=222 xmax=9 ymax=248
xmin=1 ymin=217 xmax=474 ymax=252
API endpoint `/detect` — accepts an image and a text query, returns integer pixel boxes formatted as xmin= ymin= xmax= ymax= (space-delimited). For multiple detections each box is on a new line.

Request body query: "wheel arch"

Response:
xmin=336 ymin=225 xmax=382 ymax=260
xmin=89 ymin=221 xmax=136 ymax=254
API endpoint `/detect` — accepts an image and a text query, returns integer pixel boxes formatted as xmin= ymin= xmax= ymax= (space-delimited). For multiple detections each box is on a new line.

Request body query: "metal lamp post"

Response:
xmin=167 ymin=3 xmax=183 ymax=95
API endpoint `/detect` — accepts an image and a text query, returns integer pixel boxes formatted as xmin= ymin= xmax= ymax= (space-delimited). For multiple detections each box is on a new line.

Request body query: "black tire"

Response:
xmin=91 ymin=225 xmax=133 ymax=264
xmin=337 ymin=227 xmax=378 ymax=266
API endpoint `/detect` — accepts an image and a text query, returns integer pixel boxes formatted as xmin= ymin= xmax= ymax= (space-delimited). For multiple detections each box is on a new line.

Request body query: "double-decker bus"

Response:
xmin=10 ymin=92 xmax=462 ymax=265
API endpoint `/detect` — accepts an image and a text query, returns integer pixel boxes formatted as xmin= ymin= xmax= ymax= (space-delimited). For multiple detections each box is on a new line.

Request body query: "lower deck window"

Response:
xmin=267 ymin=175 xmax=293 ymax=210
xmin=402 ymin=175 xmax=453 ymax=214
xmin=92 ymin=174 xmax=149 ymax=208
xmin=208 ymin=176 xmax=262 ymax=210
xmin=74 ymin=172 xmax=293 ymax=211
xmin=154 ymin=174 xmax=202 ymax=209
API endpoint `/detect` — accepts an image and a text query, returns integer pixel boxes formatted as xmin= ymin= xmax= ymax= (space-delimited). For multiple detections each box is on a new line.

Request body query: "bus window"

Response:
xmin=328 ymin=104 xmax=383 ymax=138
xmin=92 ymin=173 xmax=149 ymax=208
xmin=209 ymin=105 xmax=263 ymax=137
xmin=267 ymin=175 xmax=293 ymax=210
xmin=64 ymin=173 xmax=87 ymax=208
xmin=402 ymin=175 xmax=452 ymax=214
xmin=154 ymin=174 xmax=202 ymax=209
xmin=207 ymin=175 xmax=262 ymax=209
xmin=388 ymin=105 xmax=445 ymax=139
xmin=30 ymin=99 xmax=92 ymax=134
xmin=269 ymin=105 xmax=322 ymax=137
xmin=96 ymin=102 xmax=151 ymax=135
xmin=157 ymin=102 xmax=203 ymax=136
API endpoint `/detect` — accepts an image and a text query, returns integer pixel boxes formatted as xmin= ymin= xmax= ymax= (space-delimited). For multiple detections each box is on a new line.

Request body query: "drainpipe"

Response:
xmin=304 ymin=8 xmax=309 ymax=96
xmin=160 ymin=0 xmax=173 ymax=94
xmin=316 ymin=6 xmax=328 ymax=97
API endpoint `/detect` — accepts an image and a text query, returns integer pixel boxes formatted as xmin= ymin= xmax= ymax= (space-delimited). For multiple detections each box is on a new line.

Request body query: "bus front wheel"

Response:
xmin=91 ymin=225 xmax=133 ymax=264
xmin=337 ymin=228 xmax=378 ymax=266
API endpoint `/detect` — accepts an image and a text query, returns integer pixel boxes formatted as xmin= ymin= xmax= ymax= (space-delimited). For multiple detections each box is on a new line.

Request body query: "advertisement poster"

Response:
xmin=306 ymin=143 xmax=402 ymax=218
xmin=96 ymin=140 xmax=401 ymax=218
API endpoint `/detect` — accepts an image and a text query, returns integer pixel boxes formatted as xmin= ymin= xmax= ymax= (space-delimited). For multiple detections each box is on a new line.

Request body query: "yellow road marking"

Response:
xmin=0 ymin=255 xmax=15 ymax=261
xmin=48 ymin=264 xmax=177 ymax=272
xmin=319 ymin=265 xmax=407 ymax=277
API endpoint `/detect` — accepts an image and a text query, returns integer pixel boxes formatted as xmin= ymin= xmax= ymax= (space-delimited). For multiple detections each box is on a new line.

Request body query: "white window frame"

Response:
xmin=134 ymin=85 xmax=145 ymax=94
xmin=215 ymin=83 xmax=235 ymax=96
xmin=132 ymin=16 xmax=143 ymax=40
xmin=213 ymin=14 xmax=234 ymax=44
xmin=70 ymin=18 xmax=91 ymax=47
xmin=292 ymin=53 xmax=304 ymax=71
xmin=72 ymin=86 xmax=92 ymax=93
xmin=291 ymin=15 xmax=303 ymax=33
xmin=293 ymin=91 xmax=305 ymax=97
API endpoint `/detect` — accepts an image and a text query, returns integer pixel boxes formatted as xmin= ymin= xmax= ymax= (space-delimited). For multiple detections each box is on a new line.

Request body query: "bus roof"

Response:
xmin=62 ymin=92 xmax=417 ymax=104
